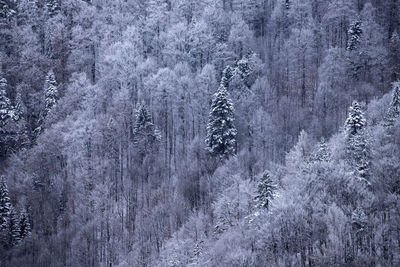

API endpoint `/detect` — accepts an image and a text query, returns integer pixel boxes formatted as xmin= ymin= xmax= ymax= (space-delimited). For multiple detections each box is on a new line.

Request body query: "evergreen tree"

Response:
xmin=0 ymin=0 xmax=16 ymax=22
xmin=19 ymin=208 xmax=31 ymax=240
xmin=46 ymin=0 xmax=59 ymax=17
xmin=220 ymin=65 xmax=234 ymax=89
xmin=347 ymin=19 xmax=362 ymax=51
xmin=36 ymin=70 xmax=58 ymax=134
xmin=8 ymin=207 xmax=20 ymax=247
xmin=389 ymin=31 xmax=400 ymax=81
xmin=13 ymin=91 xmax=25 ymax=122
xmin=312 ymin=138 xmax=331 ymax=162
xmin=254 ymin=171 xmax=277 ymax=209
xmin=0 ymin=176 xmax=11 ymax=246
xmin=205 ymin=84 xmax=237 ymax=158
xmin=0 ymin=77 xmax=12 ymax=127
xmin=44 ymin=70 xmax=58 ymax=117
xmin=345 ymin=101 xmax=365 ymax=136
xmin=133 ymin=103 xmax=160 ymax=155
xmin=387 ymin=81 xmax=400 ymax=120
xmin=345 ymin=101 xmax=370 ymax=181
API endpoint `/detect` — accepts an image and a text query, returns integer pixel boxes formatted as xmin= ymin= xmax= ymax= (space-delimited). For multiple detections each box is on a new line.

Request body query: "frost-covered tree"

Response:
xmin=0 ymin=0 xmax=16 ymax=21
xmin=0 ymin=176 xmax=11 ymax=246
xmin=45 ymin=0 xmax=59 ymax=17
xmin=13 ymin=91 xmax=25 ymax=122
xmin=220 ymin=65 xmax=234 ymax=89
xmin=205 ymin=84 xmax=237 ymax=158
xmin=347 ymin=19 xmax=362 ymax=51
xmin=387 ymin=81 xmax=400 ymax=120
xmin=345 ymin=101 xmax=370 ymax=180
xmin=254 ymin=171 xmax=277 ymax=209
xmin=8 ymin=207 xmax=20 ymax=247
xmin=19 ymin=208 xmax=31 ymax=240
xmin=0 ymin=176 xmax=10 ymax=229
xmin=44 ymin=70 xmax=58 ymax=117
xmin=133 ymin=103 xmax=160 ymax=156
xmin=345 ymin=101 xmax=365 ymax=136
xmin=312 ymin=138 xmax=331 ymax=162
xmin=0 ymin=77 xmax=12 ymax=126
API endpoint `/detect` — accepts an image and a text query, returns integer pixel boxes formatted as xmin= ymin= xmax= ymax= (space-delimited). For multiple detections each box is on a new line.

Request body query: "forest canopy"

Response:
xmin=0 ymin=0 xmax=400 ymax=266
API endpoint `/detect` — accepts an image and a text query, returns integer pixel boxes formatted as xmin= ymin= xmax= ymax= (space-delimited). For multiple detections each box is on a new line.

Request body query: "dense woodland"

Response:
xmin=0 ymin=0 xmax=400 ymax=266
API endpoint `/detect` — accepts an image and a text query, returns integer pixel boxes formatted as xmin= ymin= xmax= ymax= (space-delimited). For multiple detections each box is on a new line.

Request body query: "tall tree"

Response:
xmin=387 ymin=81 xmax=400 ymax=120
xmin=205 ymin=83 xmax=237 ymax=158
xmin=19 ymin=208 xmax=31 ymax=240
xmin=345 ymin=101 xmax=370 ymax=181
xmin=254 ymin=171 xmax=277 ymax=209
xmin=0 ymin=176 xmax=11 ymax=247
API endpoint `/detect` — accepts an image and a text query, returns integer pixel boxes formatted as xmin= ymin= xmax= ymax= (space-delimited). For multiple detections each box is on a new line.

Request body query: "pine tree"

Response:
xmin=351 ymin=207 xmax=367 ymax=232
xmin=0 ymin=176 xmax=11 ymax=246
xmin=312 ymin=138 xmax=331 ymax=162
xmin=387 ymin=81 xmax=400 ymax=120
xmin=205 ymin=84 xmax=237 ymax=158
xmin=46 ymin=0 xmax=59 ymax=17
xmin=347 ymin=20 xmax=362 ymax=51
xmin=345 ymin=101 xmax=365 ymax=136
xmin=13 ymin=91 xmax=25 ymax=122
xmin=345 ymin=101 xmax=370 ymax=181
xmin=44 ymin=70 xmax=58 ymax=117
xmin=8 ymin=207 xmax=20 ymax=247
xmin=0 ymin=176 xmax=10 ymax=230
xmin=0 ymin=0 xmax=16 ymax=21
xmin=235 ymin=57 xmax=252 ymax=88
xmin=0 ymin=77 xmax=12 ymax=127
xmin=254 ymin=171 xmax=277 ymax=209
xmin=220 ymin=65 xmax=234 ymax=89
xmin=19 ymin=208 xmax=31 ymax=240
xmin=133 ymin=103 xmax=160 ymax=155
xmin=389 ymin=31 xmax=400 ymax=81
xmin=133 ymin=103 xmax=154 ymax=135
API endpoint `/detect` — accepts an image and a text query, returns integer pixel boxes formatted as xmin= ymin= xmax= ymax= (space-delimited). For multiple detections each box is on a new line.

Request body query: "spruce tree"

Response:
xmin=220 ymin=65 xmax=234 ymax=89
xmin=0 ymin=176 xmax=11 ymax=246
xmin=347 ymin=20 xmax=362 ymax=51
xmin=345 ymin=101 xmax=370 ymax=181
xmin=19 ymin=208 xmax=31 ymax=240
xmin=13 ymin=91 xmax=25 ymax=122
xmin=312 ymin=138 xmax=331 ymax=162
xmin=36 ymin=70 xmax=58 ymax=134
xmin=205 ymin=84 xmax=237 ymax=158
xmin=387 ymin=81 xmax=400 ymax=120
xmin=133 ymin=103 xmax=160 ymax=155
xmin=0 ymin=176 xmax=10 ymax=229
xmin=254 ymin=171 xmax=277 ymax=209
xmin=8 ymin=207 xmax=20 ymax=247
xmin=46 ymin=0 xmax=59 ymax=17
xmin=0 ymin=77 xmax=12 ymax=127
xmin=0 ymin=0 xmax=16 ymax=21
xmin=44 ymin=70 xmax=58 ymax=117
xmin=345 ymin=101 xmax=365 ymax=136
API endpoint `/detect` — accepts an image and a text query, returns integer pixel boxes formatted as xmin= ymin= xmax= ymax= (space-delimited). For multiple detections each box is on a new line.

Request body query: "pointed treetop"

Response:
xmin=134 ymin=103 xmax=153 ymax=134
xmin=388 ymin=81 xmax=400 ymax=119
xmin=19 ymin=208 xmax=31 ymax=239
xmin=205 ymin=84 xmax=237 ymax=158
xmin=345 ymin=101 xmax=366 ymax=136
xmin=44 ymin=70 xmax=58 ymax=116
xmin=0 ymin=77 xmax=12 ymax=124
xmin=220 ymin=65 xmax=234 ymax=89
xmin=0 ymin=176 xmax=11 ymax=231
xmin=254 ymin=171 xmax=277 ymax=209
xmin=347 ymin=19 xmax=362 ymax=51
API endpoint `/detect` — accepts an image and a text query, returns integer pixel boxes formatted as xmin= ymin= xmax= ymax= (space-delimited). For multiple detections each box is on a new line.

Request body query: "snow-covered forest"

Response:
xmin=0 ymin=0 xmax=400 ymax=266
